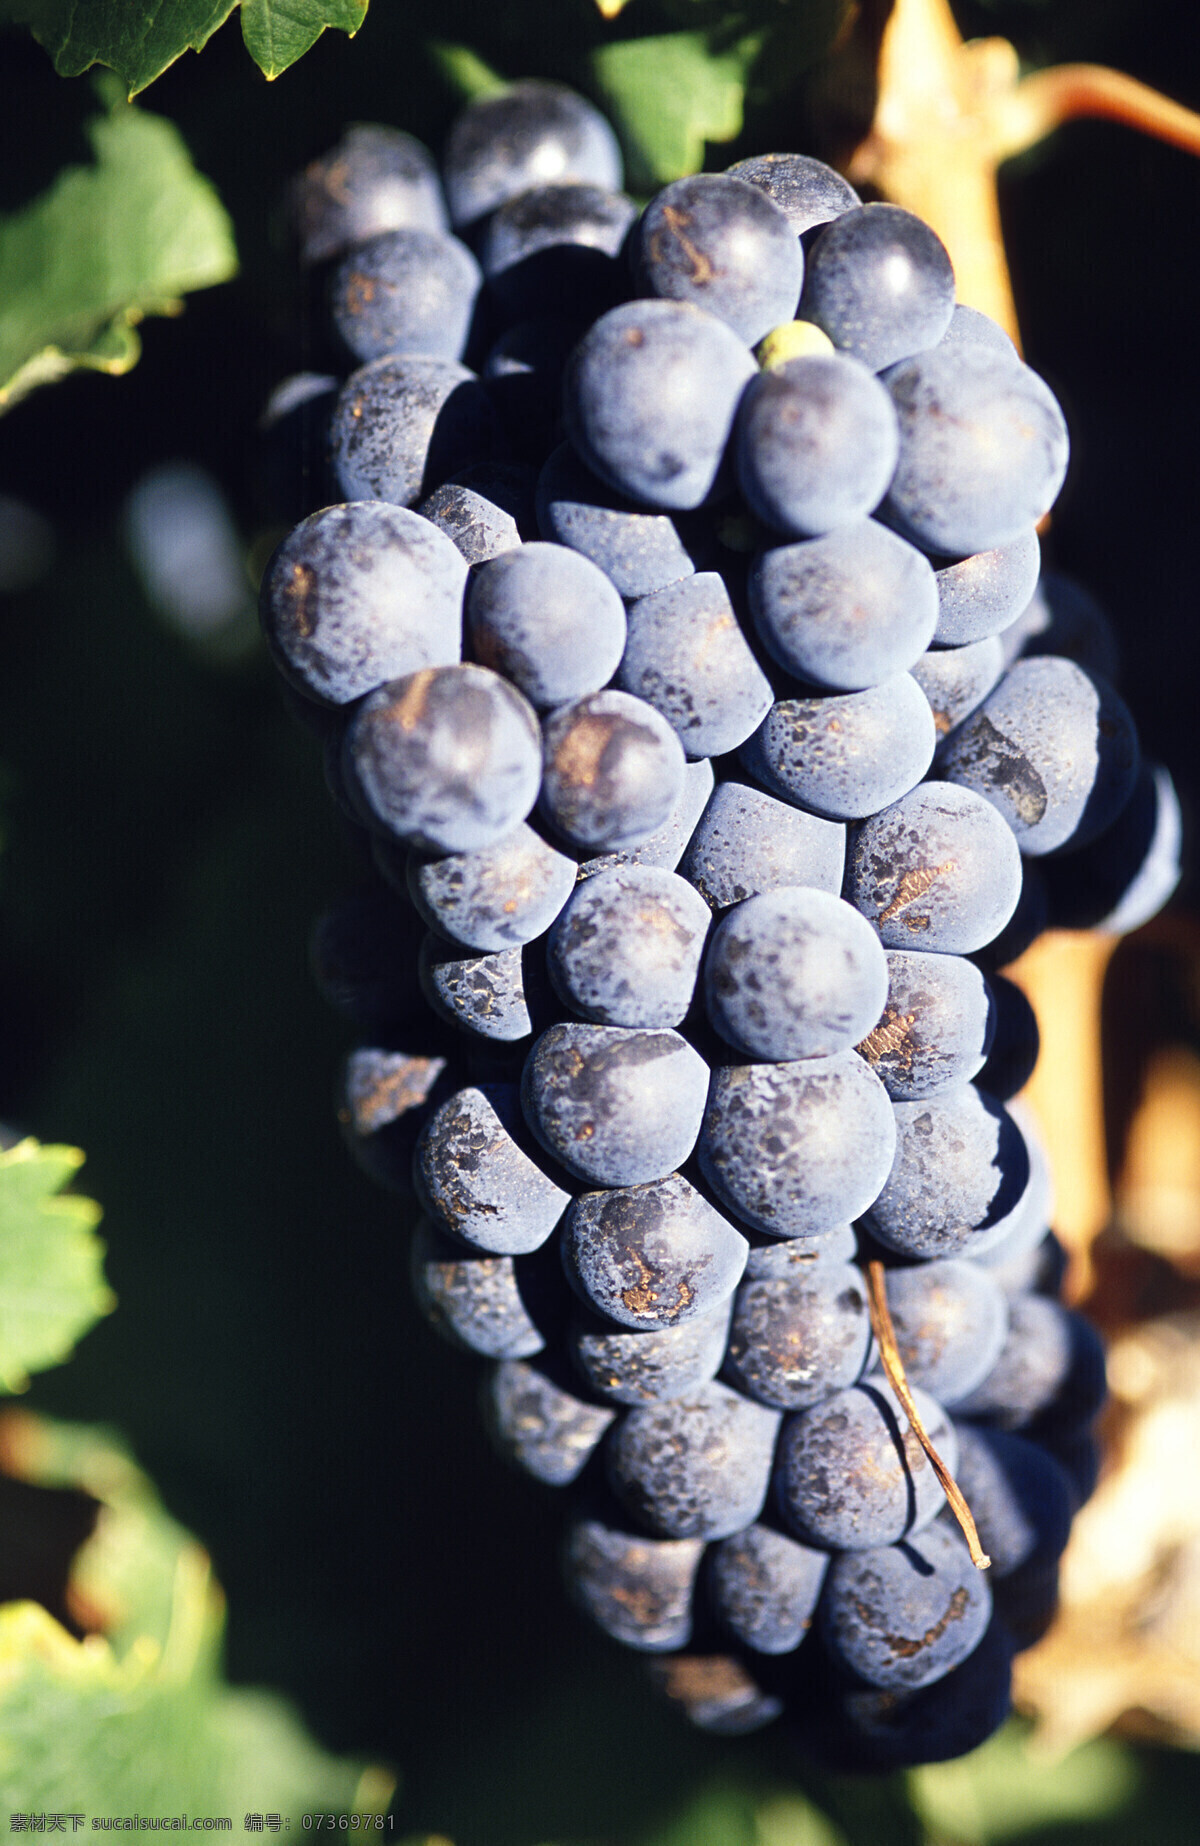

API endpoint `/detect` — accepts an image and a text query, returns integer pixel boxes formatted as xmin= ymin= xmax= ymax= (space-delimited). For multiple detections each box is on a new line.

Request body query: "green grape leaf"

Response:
xmin=590 ymin=30 xmax=762 ymax=190
xmin=3 ymin=0 xmax=369 ymax=91
xmin=0 ymin=84 xmax=237 ymax=414
xmin=0 ymin=1144 xmax=113 ymax=1394
xmin=240 ymin=0 xmax=368 ymax=81
xmin=0 ymin=1415 xmax=393 ymax=1814
xmin=3 ymin=0 xmax=238 ymax=94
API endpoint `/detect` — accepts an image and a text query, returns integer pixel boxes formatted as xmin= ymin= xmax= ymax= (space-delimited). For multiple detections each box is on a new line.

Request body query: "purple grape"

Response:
xmin=749 ymin=521 xmax=938 ymax=692
xmin=776 ymin=1375 xmax=955 ymax=1549
xmin=561 ymin=1172 xmax=748 ymax=1331
xmin=844 ymin=782 xmax=1023 ymax=955
xmin=259 ymin=502 xmax=466 ymax=706
xmin=570 ymin=1299 xmax=733 ymax=1406
xmin=678 ymin=781 xmax=845 ymax=910
xmin=540 ymin=690 xmax=686 ymax=854
xmin=536 ymin=442 xmax=698 ymax=599
xmin=548 ymin=865 xmax=712 ymax=1029
xmin=521 ymin=1022 xmax=709 ymax=1188
xmin=617 ymin=572 xmax=773 ymax=760
xmin=480 ymin=182 xmax=637 ymax=319
xmin=563 ymin=299 xmax=757 ymax=511
xmin=565 ymin=1517 xmax=704 ymax=1651
xmin=331 ymin=228 xmax=482 ymax=363
xmin=735 ymin=354 xmax=899 ymax=538
xmin=487 ymin=1360 xmax=615 ymax=1485
xmin=819 ymin=1518 xmax=992 ymax=1690
xmin=579 ymin=758 xmax=714 ymax=883
xmin=724 ymin=153 xmax=860 ymax=238
xmin=856 ymin=950 xmax=993 ymax=1101
xmin=882 ymin=345 xmax=1069 ymax=555
xmin=723 ymin=1255 xmax=872 ymax=1409
xmin=698 ymin=1051 xmax=896 ymax=1237
xmin=606 ymin=1381 xmax=781 ymax=1539
xmin=742 ymin=674 xmax=936 ymax=820
xmin=940 ymin=656 xmax=1140 ymax=855
xmin=415 ymin=1083 xmax=570 ymax=1255
xmin=442 ymin=81 xmax=623 ymax=230
xmin=290 ymin=125 xmax=446 ymax=264
xmin=932 ymin=527 xmax=1041 ymax=646
xmin=704 ymin=887 xmax=889 ymax=1061
xmin=407 ymin=822 xmax=576 ymax=953
xmin=883 ymin=1259 xmax=1009 ymax=1402
xmin=912 ymin=636 xmax=1005 ymax=744
xmin=709 ymin=1524 xmax=829 ymax=1654
xmin=411 ymin=1216 xmax=546 ymax=1358
xmin=865 ymin=1085 xmax=1033 ymax=1260
xmin=633 ymin=174 xmax=804 ymax=345
xmin=343 ymin=664 xmax=541 ymax=853
xmin=800 ymin=203 xmax=955 ymax=371
xmin=331 ymin=355 xmax=503 ymax=507
xmin=466 ymin=541 xmax=626 ymax=710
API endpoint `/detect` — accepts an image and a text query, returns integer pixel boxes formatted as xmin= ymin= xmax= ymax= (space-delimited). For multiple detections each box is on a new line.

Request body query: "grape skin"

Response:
xmin=407 ymin=822 xmax=577 ymax=953
xmin=704 ymin=887 xmax=889 ymax=1062
xmin=565 ymin=1517 xmax=704 ymax=1651
xmin=724 ymin=152 xmax=861 ymax=238
xmin=343 ymin=664 xmax=542 ymax=854
xmin=259 ymin=501 xmax=467 ymax=707
xmin=679 ymin=781 xmax=846 ymax=910
xmin=618 ymin=572 xmax=774 ymax=760
xmin=563 ymin=299 xmax=758 ymax=511
xmin=742 ymin=674 xmax=937 ymax=821
xmin=865 ymin=1085 xmax=1034 ymax=1261
xmin=800 ymin=203 xmax=956 ymax=371
xmin=634 ymin=174 xmax=804 ymax=346
xmin=843 ymin=782 xmax=1023 ymax=955
xmin=540 ymin=690 xmax=687 ymax=854
xmin=571 ymin=1298 xmax=733 ymax=1406
xmin=487 ymin=1360 xmax=615 ymax=1485
xmin=709 ymin=1523 xmax=829 ymax=1654
xmin=723 ymin=1255 xmax=872 ymax=1410
xmin=331 ymin=355 xmax=503 ymax=507
xmin=856 ymin=950 xmax=993 ymax=1101
xmin=749 ymin=521 xmax=938 ymax=692
xmin=776 ymin=1375 xmax=956 ymax=1550
xmin=547 ymin=864 xmax=712 ymax=1029
xmin=442 ymin=80 xmax=623 ymax=230
xmin=522 ymin=1022 xmax=710 ymax=1188
xmin=883 ymin=345 xmax=1069 ymax=556
xmin=561 ymin=1172 xmax=748 ymax=1332
xmin=290 ymin=124 xmax=447 ymax=264
xmin=606 ymin=1381 xmax=782 ymax=1540
xmin=940 ymin=656 xmax=1141 ymax=855
xmin=735 ymin=353 xmax=899 ymax=539
xmin=466 ymin=541 xmax=627 ymax=711
xmin=331 ymin=228 xmax=483 ymax=364
xmin=819 ymin=1518 xmax=992 ymax=1690
xmin=698 ymin=1051 xmax=897 ymax=1237
xmin=414 ymin=1084 xmax=571 ymax=1255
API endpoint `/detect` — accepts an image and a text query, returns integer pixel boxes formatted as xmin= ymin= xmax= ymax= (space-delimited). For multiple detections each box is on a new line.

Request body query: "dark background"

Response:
xmin=0 ymin=2 xmax=1198 ymax=1837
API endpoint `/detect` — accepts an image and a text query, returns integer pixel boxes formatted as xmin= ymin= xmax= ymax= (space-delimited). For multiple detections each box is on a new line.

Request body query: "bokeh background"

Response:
xmin=1 ymin=0 xmax=1200 ymax=1837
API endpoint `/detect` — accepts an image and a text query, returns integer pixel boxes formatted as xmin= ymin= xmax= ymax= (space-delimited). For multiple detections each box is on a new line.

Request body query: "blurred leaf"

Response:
xmin=0 ymin=83 xmax=236 ymax=413
xmin=0 ymin=1413 xmax=392 ymax=1814
xmin=4 ymin=0 xmax=369 ymax=91
xmin=240 ymin=0 xmax=368 ymax=79
xmin=0 ymin=1144 xmax=112 ymax=1395
xmin=591 ymin=29 xmax=761 ymax=188
xmin=426 ymin=41 xmax=508 ymax=100
xmin=908 ymin=1719 xmax=1141 ymax=1844
xmin=632 ymin=1782 xmax=849 ymax=1846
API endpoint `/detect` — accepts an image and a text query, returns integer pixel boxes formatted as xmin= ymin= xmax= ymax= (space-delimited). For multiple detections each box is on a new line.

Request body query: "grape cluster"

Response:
xmin=266 ymin=83 xmax=1180 ymax=1770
